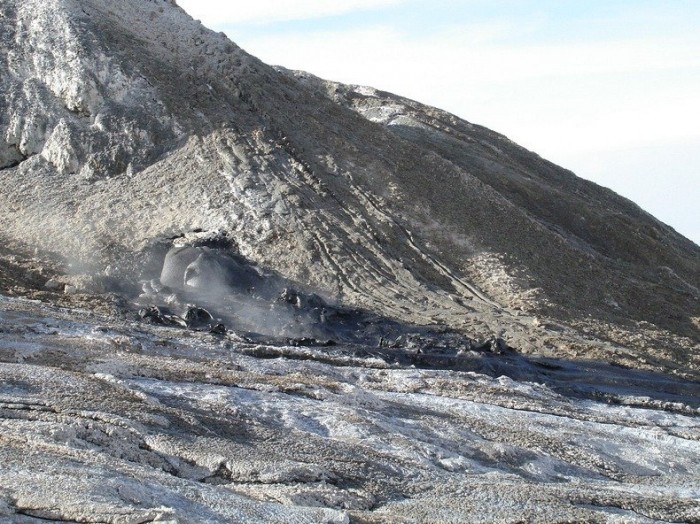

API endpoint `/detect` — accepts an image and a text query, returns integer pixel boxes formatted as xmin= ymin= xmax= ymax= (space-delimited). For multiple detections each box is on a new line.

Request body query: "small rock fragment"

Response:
xmin=45 ymin=278 xmax=63 ymax=291
xmin=209 ymin=323 xmax=227 ymax=335
xmin=184 ymin=306 xmax=214 ymax=329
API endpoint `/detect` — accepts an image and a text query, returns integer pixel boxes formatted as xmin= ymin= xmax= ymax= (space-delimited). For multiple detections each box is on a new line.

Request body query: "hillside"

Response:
xmin=0 ymin=0 xmax=698 ymax=521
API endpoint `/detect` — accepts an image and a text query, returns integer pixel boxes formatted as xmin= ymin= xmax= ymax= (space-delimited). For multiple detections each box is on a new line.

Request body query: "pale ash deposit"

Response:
xmin=0 ymin=0 xmax=699 ymax=522
xmin=1 ymin=297 xmax=699 ymax=523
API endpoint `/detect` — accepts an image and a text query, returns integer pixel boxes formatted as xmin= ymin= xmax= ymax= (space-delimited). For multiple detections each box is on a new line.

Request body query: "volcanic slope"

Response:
xmin=1 ymin=0 xmax=700 ymax=522
xmin=1 ymin=0 xmax=699 ymax=374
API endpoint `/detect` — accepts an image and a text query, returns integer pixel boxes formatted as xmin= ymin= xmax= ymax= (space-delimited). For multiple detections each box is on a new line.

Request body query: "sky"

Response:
xmin=177 ymin=0 xmax=700 ymax=245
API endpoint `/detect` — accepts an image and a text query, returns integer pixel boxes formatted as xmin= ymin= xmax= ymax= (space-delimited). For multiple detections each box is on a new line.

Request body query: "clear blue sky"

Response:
xmin=178 ymin=0 xmax=700 ymax=245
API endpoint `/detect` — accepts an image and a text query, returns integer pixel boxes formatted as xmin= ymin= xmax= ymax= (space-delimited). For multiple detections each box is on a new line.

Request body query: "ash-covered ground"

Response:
xmin=0 ymin=244 xmax=699 ymax=523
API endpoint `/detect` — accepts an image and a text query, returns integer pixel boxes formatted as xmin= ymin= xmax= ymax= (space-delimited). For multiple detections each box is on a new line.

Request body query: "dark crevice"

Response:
xmin=0 ymin=158 xmax=23 ymax=170
xmin=200 ymin=462 xmax=234 ymax=485
xmin=13 ymin=507 xmax=83 ymax=523
xmin=574 ymin=501 xmax=677 ymax=523
xmin=200 ymin=464 xmax=338 ymax=488
xmin=1 ymin=148 xmax=34 ymax=170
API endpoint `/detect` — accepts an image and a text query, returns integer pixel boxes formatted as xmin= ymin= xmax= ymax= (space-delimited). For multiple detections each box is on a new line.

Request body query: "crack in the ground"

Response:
xmin=13 ymin=507 xmax=84 ymax=523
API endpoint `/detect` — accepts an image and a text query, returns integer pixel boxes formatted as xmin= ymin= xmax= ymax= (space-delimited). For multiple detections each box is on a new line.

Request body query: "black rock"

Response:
xmin=286 ymin=337 xmax=336 ymax=347
xmin=138 ymin=305 xmax=166 ymax=324
xmin=184 ymin=306 xmax=214 ymax=329
xmin=209 ymin=323 xmax=227 ymax=335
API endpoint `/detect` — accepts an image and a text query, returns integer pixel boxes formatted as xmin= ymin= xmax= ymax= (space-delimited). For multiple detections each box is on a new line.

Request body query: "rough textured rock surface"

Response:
xmin=0 ymin=0 xmax=699 ymax=522
xmin=1 ymin=297 xmax=699 ymax=523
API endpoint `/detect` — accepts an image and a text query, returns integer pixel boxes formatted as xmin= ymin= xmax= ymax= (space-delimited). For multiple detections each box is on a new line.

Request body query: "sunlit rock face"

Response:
xmin=0 ymin=0 xmax=179 ymax=178
xmin=0 ymin=0 xmax=699 ymax=521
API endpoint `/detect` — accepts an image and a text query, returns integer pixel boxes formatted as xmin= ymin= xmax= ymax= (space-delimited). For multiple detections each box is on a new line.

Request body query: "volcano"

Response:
xmin=0 ymin=0 xmax=698 ymax=522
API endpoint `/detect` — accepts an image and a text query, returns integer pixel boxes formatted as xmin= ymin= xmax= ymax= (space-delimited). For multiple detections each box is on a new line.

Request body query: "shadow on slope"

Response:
xmin=234 ymin=337 xmax=700 ymax=415
xmin=128 ymin=237 xmax=700 ymax=413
